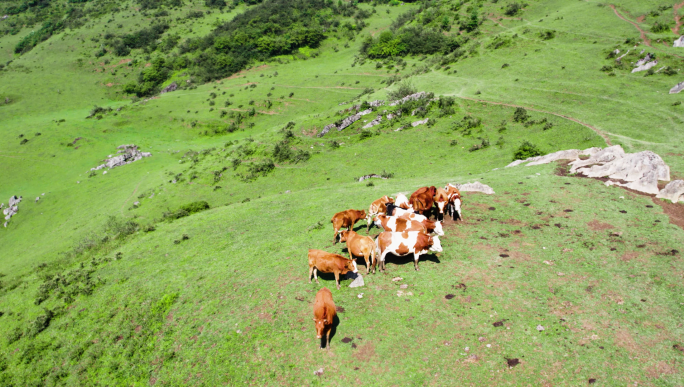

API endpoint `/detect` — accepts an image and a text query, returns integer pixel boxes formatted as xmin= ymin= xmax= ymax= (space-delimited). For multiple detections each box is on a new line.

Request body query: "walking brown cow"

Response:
xmin=313 ymin=287 xmax=336 ymax=350
xmin=331 ymin=209 xmax=366 ymax=243
xmin=338 ymin=230 xmax=377 ymax=274
xmin=308 ymin=249 xmax=358 ymax=290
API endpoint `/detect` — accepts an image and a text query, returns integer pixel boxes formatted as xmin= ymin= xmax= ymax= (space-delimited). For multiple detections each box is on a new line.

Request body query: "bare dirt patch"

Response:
xmin=614 ymin=329 xmax=638 ymax=354
xmin=652 ymin=197 xmax=684 ymax=229
xmin=588 ymin=220 xmax=614 ymax=231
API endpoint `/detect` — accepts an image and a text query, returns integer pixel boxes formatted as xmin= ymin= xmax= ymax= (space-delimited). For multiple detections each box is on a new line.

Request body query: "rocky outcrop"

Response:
xmin=452 ymin=182 xmax=495 ymax=194
xmin=362 ymin=115 xmax=382 ymax=129
xmin=632 ymin=60 xmax=657 ymax=73
xmin=570 ymin=146 xmax=669 ymax=194
xmin=506 ymin=147 xmax=600 ymax=168
xmin=91 ymin=144 xmax=152 ymax=171
xmin=656 ymin=180 xmax=684 ymax=203
xmin=411 ymin=118 xmax=429 ymax=127
xmin=635 ymin=54 xmax=653 ymax=67
xmin=674 ymin=36 xmax=684 ymax=47
xmin=3 ymin=195 xmax=22 ymax=227
xmin=318 ymin=109 xmax=372 ymax=137
xmin=505 ymin=145 xmax=671 ymax=195
xmin=318 ymin=123 xmax=337 ymax=137
xmin=388 ymin=92 xmax=428 ymax=106
xmin=160 ymin=82 xmax=178 ymax=94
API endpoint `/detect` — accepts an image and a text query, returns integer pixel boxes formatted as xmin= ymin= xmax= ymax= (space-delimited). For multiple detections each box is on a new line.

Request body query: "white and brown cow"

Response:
xmin=376 ymin=214 xmax=444 ymax=236
xmin=375 ymin=231 xmax=443 ymax=271
xmin=374 ymin=215 xmax=427 ymax=233
xmin=366 ymin=195 xmax=394 ymax=232
xmin=433 ymin=187 xmax=449 ymax=221
xmin=445 ymin=183 xmax=463 ymax=221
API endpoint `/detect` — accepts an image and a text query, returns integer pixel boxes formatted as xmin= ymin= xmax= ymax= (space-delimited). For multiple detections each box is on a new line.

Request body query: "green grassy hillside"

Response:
xmin=1 ymin=0 xmax=683 ymax=384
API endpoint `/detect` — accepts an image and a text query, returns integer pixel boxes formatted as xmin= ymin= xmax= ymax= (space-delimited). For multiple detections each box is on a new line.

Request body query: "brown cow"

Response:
xmin=433 ymin=187 xmax=449 ymax=220
xmin=392 ymin=213 xmax=444 ymax=236
xmin=308 ymin=249 xmax=358 ymax=290
xmin=313 ymin=287 xmax=336 ymax=350
xmin=338 ymin=230 xmax=377 ymax=274
xmin=366 ymin=195 xmax=394 ymax=232
xmin=331 ymin=209 xmax=366 ymax=243
xmin=409 ymin=186 xmax=437 ymax=216
xmin=374 ymin=214 xmax=427 ymax=233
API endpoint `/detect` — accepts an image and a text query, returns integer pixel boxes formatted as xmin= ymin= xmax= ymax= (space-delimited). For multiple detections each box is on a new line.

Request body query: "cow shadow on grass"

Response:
xmin=382 ymin=253 xmax=441 ymax=269
xmin=320 ymin=314 xmax=340 ymax=350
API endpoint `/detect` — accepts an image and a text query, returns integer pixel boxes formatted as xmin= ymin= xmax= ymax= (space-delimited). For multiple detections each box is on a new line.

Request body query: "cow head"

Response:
xmin=346 ymin=258 xmax=359 ymax=274
xmin=433 ymin=221 xmax=444 ymax=236
xmin=428 ymin=236 xmax=443 ymax=252
xmin=429 ymin=186 xmax=437 ymax=196
xmin=338 ymin=230 xmax=351 ymax=243
xmin=313 ymin=318 xmax=328 ymax=339
xmin=436 ymin=200 xmax=447 ymax=215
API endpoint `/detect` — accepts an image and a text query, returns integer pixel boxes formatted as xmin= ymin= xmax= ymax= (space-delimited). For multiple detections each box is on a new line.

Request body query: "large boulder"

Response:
xmin=670 ymin=81 xmax=684 ymax=94
xmin=362 ymin=115 xmax=382 ymax=129
xmin=570 ymin=146 xmax=670 ymax=194
xmin=453 ymin=182 xmax=495 ymax=194
xmin=656 ymin=180 xmax=684 ymax=203
xmin=632 ymin=60 xmax=658 ymax=73
xmin=506 ymin=147 xmax=601 ymax=168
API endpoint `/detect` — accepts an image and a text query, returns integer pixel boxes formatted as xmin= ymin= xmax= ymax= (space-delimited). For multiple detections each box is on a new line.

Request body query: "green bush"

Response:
xmin=387 ymin=79 xmax=417 ymax=100
xmin=504 ymin=2 xmax=523 ymax=16
xmin=513 ymin=140 xmax=544 ymax=160
xmin=164 ymin=201 xmax=210 ymax=220
xmin=651 ymin=21 xmax=671 ymax=33
xmin=513 ymin=107 xmax=529 ymax=123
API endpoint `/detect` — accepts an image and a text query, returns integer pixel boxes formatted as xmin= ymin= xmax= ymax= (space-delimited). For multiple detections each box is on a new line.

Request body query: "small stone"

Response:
xmin=391 ymin=277 xmax=403 ymax=281
xmin=536 ymin=325 xmax=545 ymax=331
xmin=399 ymin=284 xmax=408 ymax=289
xmin=313 ymin=368 xmax=324 ymax=376
xmin=349 ymin=274 xmax=364 ymax=288
xmin=357 ymin=293 xmax=363 ymax=299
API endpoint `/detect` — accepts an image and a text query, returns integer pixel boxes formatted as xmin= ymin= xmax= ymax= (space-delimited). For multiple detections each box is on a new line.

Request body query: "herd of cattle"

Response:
xmin=310 ymin=183 xmax=464 ymax=349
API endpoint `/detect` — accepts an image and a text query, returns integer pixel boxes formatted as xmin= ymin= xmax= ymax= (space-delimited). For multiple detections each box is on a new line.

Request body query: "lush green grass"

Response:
xmin=1 ymin=0 xmax=684 ymax=384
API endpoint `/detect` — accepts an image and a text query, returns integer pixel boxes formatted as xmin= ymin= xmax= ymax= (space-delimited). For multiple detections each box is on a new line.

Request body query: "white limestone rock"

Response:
xmin=631 ymin=60 xmax=658 ymax=73
xmin=669 ymin=81 xmax=684 ymax=94
xmin=453 ymin=182 xmax=495 ymax=195
xmin=411 ymin=118 xmax=429 ymax=127
xmin=349 ymin=274 xmax=365 ymax=288
xmin=674 ymin=36 xmax=684 ymax=47
xmin=656 ymin=180 xmax=684 ymax=203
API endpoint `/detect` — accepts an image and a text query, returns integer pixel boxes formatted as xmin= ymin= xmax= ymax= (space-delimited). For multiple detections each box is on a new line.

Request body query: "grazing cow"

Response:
xmin=374 ymin=214 xmax=427 ymax=233
xmin=445 ymin=183 xmax=463 ymax=221
xmin=338 ymin=230 xmax=377 ymax=274
xmin=395 ymin=193 xmax=412 ymax=210
xmin=366 ymin=195 xmax=394 ymax=231
xmin=375 ymin=231 xmax=443 ymax=271
xmin=409 ymin=186 xmax=437 ymax=216
xmin=331 ymin=209 xmax=366 ymax=243
xmin=313 ymin=287 xmax=336 ymax=350
xmin=394 ymin=212 xmax=444 ymax=236
xmin=308 ymin=249 xmax=358 ymax=290
xmin=433 ymin=187 xmax=449 ymax=220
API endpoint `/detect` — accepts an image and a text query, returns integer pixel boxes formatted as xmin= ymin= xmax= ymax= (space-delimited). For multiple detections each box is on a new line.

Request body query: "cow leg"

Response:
xmin=380 ymin=252 xmax=388 ymax=271
xmin=364 ymin=251 xmax=371 ymax=274
xmin=414 ymin=253 xmax=421 ymax=271
xmin=309 ymin=266 xmax=314 ymax=283
xmin=326 ymin=330 xmax=331 ymax=350
xmin=334 ymin=271 xmax=340 ymax=290
xmin=314 ymin=268 xmax=319 ymax=284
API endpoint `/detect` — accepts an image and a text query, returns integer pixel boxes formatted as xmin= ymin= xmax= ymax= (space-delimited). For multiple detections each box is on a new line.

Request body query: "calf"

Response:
xmin=331 ymin=209 xmax=366 ymax=243
xmin=409 ymin=186 xmax=437 ymax=216
xmin=445 ymin=183 xmax=463 ymax=221
xmin=366 ymin=195 xmax=394 ymax=232
xmin=375 ymin=231 xmax=442 ymax=271
xmin=313 ymin=287 xmax=336 ymax=350
xmin=395 ymin=212 xmax=444 ymax=236
xmin=308 ymin=249 xmax=358 ymax=290
xmin=339 ymin=230 xmax=377 ymax=274
xmin=433 ymin=187 xmax=449 ymax=220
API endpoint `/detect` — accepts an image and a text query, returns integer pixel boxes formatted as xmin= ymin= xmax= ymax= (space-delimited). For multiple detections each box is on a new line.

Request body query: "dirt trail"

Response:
xmin=458 ymin=97 xmax=612 ymax=146
xmin=673 ymin=1 xmax=684 ymax=34
xmin=609 ymin=4 xmax=651 ymax=47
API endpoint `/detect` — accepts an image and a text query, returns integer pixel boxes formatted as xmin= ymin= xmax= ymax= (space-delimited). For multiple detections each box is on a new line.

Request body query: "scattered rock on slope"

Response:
xmin=632 ymin=60 xmax=658 ymax=73
xmin=160 ymin=82 xmax=178 ymax=94
xmin=506 ymin=147 xmax=601 ymax=168
xmin=91 ymin=144 xmax=151 ymax=171
xmin=3 ymin=195 xmax=22 ymax=227
xmin=669 ymin=81 xmax=684 ymax=94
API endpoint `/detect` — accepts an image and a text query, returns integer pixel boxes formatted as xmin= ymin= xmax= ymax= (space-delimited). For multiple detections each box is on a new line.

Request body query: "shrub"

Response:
xmin=163 ymin=201 xmax=210 ymax=220
xmin=539 ymin=30 xmax=555 ymax=40
xmin=104 ymin=216 xmax=139 ymax=238
xmin=504 ymin=2 xmax=523 ymax=16
xmin=651 ymin=21 xmax=671 ymax=33
xmin=453 ymin=115 xmax=482 ymax=135
xmin=663 ymin=66 xmax=678 ymax=76
xmin=387 ymin=79 xmax=417 ymax=100
xmin=329 ymin=140 xmax=340 ymax=149
xmin=469 ymin=137 xmax=490 ymax=152
xmin=513 ymin=107 xmax=529 ymax=123
xmin=359 ymin=129 xmax=374 ymax=140
xmin=513 ymin=140 xmax=544 ymax=160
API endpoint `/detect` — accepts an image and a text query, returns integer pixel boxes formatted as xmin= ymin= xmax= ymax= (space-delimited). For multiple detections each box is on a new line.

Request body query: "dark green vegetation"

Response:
xmin=1 ymin=0 xmax=684 ymax=384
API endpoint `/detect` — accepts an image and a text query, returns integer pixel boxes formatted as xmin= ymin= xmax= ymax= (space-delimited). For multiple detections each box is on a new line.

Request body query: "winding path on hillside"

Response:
xmin=457 ymin=96 xmax=613 ymax=146
xmin=609 ymin=4 xmax=652 ymax=47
